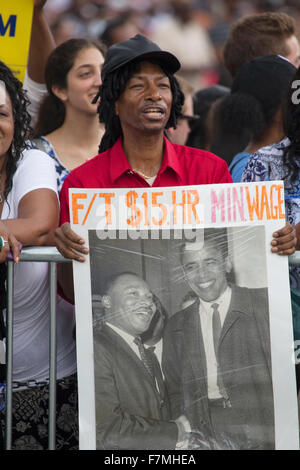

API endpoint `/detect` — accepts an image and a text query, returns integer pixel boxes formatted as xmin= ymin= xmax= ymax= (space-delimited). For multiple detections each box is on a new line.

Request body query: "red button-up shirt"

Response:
xmin=59 ymin=136 xmax=232 ymax=224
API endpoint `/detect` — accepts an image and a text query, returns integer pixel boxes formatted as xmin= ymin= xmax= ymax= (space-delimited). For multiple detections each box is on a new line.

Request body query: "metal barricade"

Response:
xmin=5 ymin=247 xmax=71 ymax=450
xmin=3 ymin=247 xmax=300 ymax=450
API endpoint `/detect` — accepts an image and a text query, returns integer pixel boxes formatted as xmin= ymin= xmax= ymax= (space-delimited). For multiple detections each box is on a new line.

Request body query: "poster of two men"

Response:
xmin=70 ymin=184 xmax=299 ymax=451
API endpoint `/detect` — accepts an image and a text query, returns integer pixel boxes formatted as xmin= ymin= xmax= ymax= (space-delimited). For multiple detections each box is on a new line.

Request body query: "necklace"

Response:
xmin=132 ymin=168 xmax=157 ymax=180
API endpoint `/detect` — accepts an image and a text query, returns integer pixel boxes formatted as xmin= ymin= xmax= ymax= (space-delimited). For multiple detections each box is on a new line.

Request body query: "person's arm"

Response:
xmin=2 ymin=188 xmax=58 ymax=246
xmin=1 ymin=149 xmax=59 ymax=247
xmin=27 ymin=0 xmax=55 ymax=84
xmin=55 ymin=177 xmax=89 ymax=302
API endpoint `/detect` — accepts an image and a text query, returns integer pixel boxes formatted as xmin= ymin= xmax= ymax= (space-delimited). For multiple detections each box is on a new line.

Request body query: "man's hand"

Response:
xmin=271 ymin=222 xmax=297 ymax=255
xmin=54 ymin=222 xmax=88 ymax=262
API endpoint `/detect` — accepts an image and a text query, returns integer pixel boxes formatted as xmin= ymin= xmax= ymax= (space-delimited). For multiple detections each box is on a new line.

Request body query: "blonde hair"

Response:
xmin=224 ymin=12 xmax=296 ymax=77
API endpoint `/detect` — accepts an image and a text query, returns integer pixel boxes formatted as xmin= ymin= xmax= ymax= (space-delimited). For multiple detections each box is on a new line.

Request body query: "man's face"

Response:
xmin=58 ymin=47 xmax=104 ymax=114
xmin=285 ymin=35 xmax=300 ymax=68
xmin=182 ymin=242 xmax=231 ymax=302
xmin=105 ymin=274 xmax=157 ymax=336
xmin=115 ymin=61 xmax=173 ymax=135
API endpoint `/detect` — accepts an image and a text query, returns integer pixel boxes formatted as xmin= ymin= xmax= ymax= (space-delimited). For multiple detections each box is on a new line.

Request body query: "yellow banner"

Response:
xmin=0 ymin=0 xmax=34 ymax=83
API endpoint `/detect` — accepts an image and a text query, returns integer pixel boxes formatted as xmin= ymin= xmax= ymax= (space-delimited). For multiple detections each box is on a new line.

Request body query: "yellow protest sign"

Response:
xmin=0 ymin=0 xmax=34 ymax=83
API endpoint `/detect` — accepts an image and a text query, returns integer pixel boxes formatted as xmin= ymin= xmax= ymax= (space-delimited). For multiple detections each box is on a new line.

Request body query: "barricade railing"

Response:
xmin=5 ymin=247 xmax=71 ymax=451
xmin=4 ymin=246 xmax=300 ymax=450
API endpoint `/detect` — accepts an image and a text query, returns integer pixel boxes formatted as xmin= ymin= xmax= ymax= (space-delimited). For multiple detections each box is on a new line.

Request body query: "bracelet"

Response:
xmin=0 ymin=236 xmax=8 ymax=251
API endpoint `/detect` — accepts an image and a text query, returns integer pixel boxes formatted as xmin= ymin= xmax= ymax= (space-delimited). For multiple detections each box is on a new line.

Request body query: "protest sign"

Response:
xmin=71 ymin=182 xmax=299 ymax=450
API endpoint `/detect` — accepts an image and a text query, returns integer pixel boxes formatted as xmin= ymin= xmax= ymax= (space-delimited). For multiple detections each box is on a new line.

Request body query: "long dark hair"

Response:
xmin=33 ymin=38 xmax=106 ymax=137
xmin=0 ymin=61 xmax=32 ymax=200
xmin=0 ymin=60 xmax=32 ymax=318
xmin=186 ymin=85 xmax=230 ymax=150
xmin=97 ymin=59 xmax=184 ymax=153
xmin=210 ymin=56 xmax=296 ymax=166
xmin=209 ymin=92 xmax=268 ymax=165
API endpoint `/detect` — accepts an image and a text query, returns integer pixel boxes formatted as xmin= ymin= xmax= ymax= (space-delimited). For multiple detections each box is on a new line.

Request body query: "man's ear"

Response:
xmin=101 ymin=295 xmax=112 ymax=310
xmin=51 ymin=84 xmax=68 ymax=102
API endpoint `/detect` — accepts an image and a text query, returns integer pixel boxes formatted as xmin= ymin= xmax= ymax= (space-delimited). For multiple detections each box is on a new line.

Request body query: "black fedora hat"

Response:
xmin=101 ymin=34 xmax=181 ymax=81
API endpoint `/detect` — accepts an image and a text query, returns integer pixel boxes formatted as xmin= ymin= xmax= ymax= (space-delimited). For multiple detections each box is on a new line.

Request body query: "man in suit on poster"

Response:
xmin=162 ymin=228 xmax=275 ymax=450
xmin=93 ymin=271 xmax=189 ymax=450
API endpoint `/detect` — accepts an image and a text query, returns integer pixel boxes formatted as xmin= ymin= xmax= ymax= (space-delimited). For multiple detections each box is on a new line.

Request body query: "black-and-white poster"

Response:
xmin=70 ymin=182 xmax=299 ymax=450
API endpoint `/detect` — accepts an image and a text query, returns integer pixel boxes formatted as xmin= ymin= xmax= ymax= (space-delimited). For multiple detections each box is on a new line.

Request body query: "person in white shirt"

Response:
xmin=0 ymin=59 xmax=77 ymax=450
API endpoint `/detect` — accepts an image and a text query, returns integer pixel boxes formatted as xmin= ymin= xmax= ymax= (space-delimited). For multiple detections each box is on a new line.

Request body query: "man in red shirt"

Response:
xmin=54 ymin=33 xmax=296 ymax=450
xmin=55 ymin=34 xmax=296 ymax=267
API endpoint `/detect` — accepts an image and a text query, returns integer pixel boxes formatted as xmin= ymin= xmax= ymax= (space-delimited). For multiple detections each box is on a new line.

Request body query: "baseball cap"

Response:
xmin=101 ymin=34 xmax=181 ymax=81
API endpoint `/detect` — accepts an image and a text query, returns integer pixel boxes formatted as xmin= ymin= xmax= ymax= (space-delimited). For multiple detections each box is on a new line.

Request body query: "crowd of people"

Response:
xmin=0 ymin=0 xmax=300 ymax=450
xmin=41 ymin=1 xmax=300 ymax=87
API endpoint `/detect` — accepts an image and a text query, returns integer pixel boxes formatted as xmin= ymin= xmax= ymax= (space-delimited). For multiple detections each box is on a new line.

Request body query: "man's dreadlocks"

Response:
xmin=97 ymin=60 xmax=184 ymax=153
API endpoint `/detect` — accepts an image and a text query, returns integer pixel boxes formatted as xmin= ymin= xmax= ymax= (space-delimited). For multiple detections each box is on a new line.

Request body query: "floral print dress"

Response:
xmin=242 ymin=137 xmax=300 ymax=288
xmin=28 ymin=136 xmax=70 ymax=193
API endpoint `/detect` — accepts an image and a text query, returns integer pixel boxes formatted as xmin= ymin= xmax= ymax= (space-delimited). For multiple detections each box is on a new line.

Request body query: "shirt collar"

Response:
xmin=199 ymin=286 xmax=232 ymax=328
xmin=110 ymin=137 xmax=132 ymax=183
xmin=109 ymin=136 xmax=184 ymax=183
xmin=106 ymin=321 xmax=136 ymax=345
xmin=200 ymin=286 xmax=232 ymax=312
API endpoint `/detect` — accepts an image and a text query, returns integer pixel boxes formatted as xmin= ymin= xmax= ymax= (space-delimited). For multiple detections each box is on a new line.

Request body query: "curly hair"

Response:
xmin=0 ymin=60 xmax=32 ymax=326
xmin=0 ymin=61 xmax=32 ymax=200
xmin=97 ymin=59 xmax=184 ymax=153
